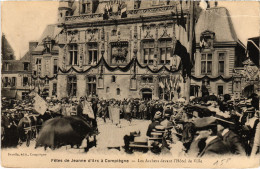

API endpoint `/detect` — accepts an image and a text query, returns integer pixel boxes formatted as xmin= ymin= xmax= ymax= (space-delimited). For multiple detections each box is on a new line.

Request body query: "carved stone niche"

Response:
xmin=67 ymin=30 xmax=79 ymax=43
xmin=200 ymin=30 xmax=215 ymax=50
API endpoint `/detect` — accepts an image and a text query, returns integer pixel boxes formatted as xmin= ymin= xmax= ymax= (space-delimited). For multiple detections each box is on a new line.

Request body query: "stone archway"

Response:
xmin=141 ymin=88 xmax=152 ymax=100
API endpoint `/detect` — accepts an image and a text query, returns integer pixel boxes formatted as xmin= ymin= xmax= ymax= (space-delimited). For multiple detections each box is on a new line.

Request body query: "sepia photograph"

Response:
xmin=1 ymin=0 xmax=260 ymax=168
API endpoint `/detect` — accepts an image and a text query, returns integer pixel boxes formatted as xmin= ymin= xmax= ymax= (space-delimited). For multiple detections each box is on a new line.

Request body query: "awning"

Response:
xmin=1 ymin=90 xmax=16 ymax=99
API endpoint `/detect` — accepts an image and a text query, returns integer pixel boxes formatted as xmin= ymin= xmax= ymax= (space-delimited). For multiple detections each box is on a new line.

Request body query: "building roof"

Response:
xmin=20 ymin=51 xmax=31 ymax=61
xmin=33 ymin=24 xmax=61 ymax=53
xmin=38 ymin=24 xmax=61 ymax=45
xmin=2 ymin=60 xmax=30 ymax=73
xmin=1 ymin=34 xmax=16 ymax=60
xmin=195 ymin=7 xmax=238 ymax=43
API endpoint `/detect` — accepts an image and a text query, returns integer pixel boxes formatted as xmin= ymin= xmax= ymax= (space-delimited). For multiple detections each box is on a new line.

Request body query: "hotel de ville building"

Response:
xmin=29 ymin=0 xmax=249 ymax=101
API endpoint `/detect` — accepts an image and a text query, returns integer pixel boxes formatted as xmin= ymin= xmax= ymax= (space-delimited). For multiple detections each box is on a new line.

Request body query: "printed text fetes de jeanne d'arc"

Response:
xmin=51 ymin=159 xmax=130 ymax=163
xmin=50 ymin=158 xmax=202 ymax=163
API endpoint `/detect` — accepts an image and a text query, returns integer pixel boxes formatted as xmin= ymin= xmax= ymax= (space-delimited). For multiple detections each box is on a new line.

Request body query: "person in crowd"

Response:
xmin=77 ymin=98 xmax=84 ymax=117
xmin=189 ymin=117 xmax=230 ymax=157
xmin=123 ymin=101 xmax=132 ymax=125
xmin=160 ymin=112 xmax=173 ymax=128
xmin=216 ymin=117 xmax=246 ymax=155
xmin=139 ymin=101 xmax=146 ymax=120
xmin=146 ymin=111 xmax=162 ymax=137
xmin=251 ymin=111 xmax=260 ymax=157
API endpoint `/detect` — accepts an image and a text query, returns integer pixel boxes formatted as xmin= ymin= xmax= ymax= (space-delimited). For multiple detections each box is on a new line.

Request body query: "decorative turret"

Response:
xmin=58 ymin=1 xmax=72 ymax=23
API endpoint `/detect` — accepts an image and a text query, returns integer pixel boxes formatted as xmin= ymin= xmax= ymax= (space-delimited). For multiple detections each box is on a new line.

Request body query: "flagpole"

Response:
xmin=185 ymin=0 xmax=194 ymax=104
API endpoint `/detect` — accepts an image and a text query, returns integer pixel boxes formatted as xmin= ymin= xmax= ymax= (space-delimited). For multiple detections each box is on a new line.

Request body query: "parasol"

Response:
xmin=36 ymin=116 xmax=94 ymax=149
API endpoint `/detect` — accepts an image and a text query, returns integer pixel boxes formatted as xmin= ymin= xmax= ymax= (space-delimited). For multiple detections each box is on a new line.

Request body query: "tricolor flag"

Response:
xmin=120 ymin=3 xmax=127 ymax=18
xmin=159 ymin=81 xmax=165 ymax=89
xmin=33 ymin=94 xmax=48 ymax=115
xmin=173 ymin=1 xmax=202 ymax=77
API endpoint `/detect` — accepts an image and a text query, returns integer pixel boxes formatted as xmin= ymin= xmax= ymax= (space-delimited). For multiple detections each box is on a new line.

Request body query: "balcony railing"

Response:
xmin=64 ymin=5 xmax=183 ymax=23
xmin=65 ymin=13 xmax=103 ymax=22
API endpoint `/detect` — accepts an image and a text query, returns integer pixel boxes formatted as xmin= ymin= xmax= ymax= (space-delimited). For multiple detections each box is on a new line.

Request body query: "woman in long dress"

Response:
xmin=112 ymin=103 xmax=120 ymax=126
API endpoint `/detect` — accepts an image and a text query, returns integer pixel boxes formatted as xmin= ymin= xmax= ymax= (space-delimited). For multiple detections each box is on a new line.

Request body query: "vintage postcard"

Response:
xmin=1 ymin=0 xmax=259 ymax=168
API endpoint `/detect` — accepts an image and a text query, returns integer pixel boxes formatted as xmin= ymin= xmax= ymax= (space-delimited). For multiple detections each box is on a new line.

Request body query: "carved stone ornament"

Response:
xmin=144 ymin=30 xmax=153 ymax=39
xmin=88 ymin=29 xmax=98 ymax=42
xmin=160 ymin=28 xmax=171 ymax=39
xmin=101 ymin=27 xmax=105 ymax=41
xmin=134 ymin=25 xmax=138 ymax=39
xmin=68 ymin=30 xmax=78 ymax=43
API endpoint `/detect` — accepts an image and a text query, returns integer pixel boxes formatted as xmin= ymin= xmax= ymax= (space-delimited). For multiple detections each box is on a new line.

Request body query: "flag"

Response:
xmin=120 ymin=3 xmax=127 ymax=18
xmin=166 ymin=78 xmax=170 ymax=91
xmin=159 ymin=81 xmax=165 ymax=89
xmin=173 ymin=1 xmax=201 ymax=77
xmin=33 ymin=94 xmax=48 ymax=115
xmin=180 ymin=2 xmax=186 ymax=30
xmin=170 ymin=76 xmax=173 ymax=88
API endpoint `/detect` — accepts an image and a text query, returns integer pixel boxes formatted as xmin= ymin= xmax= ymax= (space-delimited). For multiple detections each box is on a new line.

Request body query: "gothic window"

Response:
xmin=116 ymin=88 xmax=120 ymax=95
xmin=24 ymin=63 xmax=29 ymax=71
xmin=4 ymin=77 xmax=8 ymax=87
xmin=111 ymin=75 xmax=116 ymax=82
xmin=69 ymin=44 xmax=78 ymax=65
xmin=143 ymin=40 xmax=154 ymax=64
xmin=86 ymin=76 xmax=96 ymax=96
xmin=68 ymin=76 xmax=77 ymax=96
xmin=201 ymin=53 xmax=212 ymax=75
xmin=159 ymin=39 xmax=171 ymax=65
xmin=82 ymin=1 xmax=91 ymax=14
xmin=111 ymin=29 xmax=117 ymax=36
xmin=87 ymin=43 xmax=98 ymax=65
xmin=52 ymin=83 xmax=57 ymax=96
xmin=218 ymin=53 xmax=225 ymax=75
xmin=36 ymin=59 xmax=42 ymax=75
xmin=53 ymin=59 xmax=58 ymax=74
xmin=11 ymin=77 xmax=16 ymax=87
xmin=217 ymin=85 xmax=224 ymax=95
xmin=5 ymin=63 xmax=10 ymax=71
xmin=134 ymin=0 xmax=141 ymax=9
xmin=23 ymin=77 xmax=29 ymax=86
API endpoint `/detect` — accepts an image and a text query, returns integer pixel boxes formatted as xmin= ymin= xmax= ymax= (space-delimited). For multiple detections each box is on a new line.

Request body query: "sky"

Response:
xmin=1 ymin=1 xmax=259 ymax=60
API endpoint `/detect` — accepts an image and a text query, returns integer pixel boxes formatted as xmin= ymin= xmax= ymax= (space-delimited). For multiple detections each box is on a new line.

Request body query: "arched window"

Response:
xmin=66 ymin=11 xmax=69 ymax=16
xmin=116 ymin=88 xmax=120 ymax=95
xmin=111 ymin=75 xmax=116 ymax=82
xmin=106 ymin=87 xmax=110 ymax=93
xmin=60 ymin=13 xmax=63 ymax=18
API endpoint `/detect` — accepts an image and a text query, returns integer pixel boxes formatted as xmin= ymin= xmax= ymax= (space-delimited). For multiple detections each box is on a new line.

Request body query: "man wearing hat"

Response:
xmin=146 ymin=111 xmax=162 ymax=137
xmin=160 ymin=111 xmax=173 ymax=128
xmin=216 ymin=116 xmax=246 ymax=155
xmin=189 ymin=117 xmax=230 ymax=157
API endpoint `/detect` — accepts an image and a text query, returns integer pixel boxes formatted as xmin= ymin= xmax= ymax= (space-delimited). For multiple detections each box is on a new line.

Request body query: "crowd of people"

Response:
xmin=125 ymin=93 xmax=259 ymax=157
xmin=1 ymin=92 xmax=259 ymax=158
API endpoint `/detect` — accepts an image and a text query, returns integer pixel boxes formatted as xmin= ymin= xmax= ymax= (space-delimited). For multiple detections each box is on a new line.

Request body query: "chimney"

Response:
xmin=29 ymin=41 xmax=38 ymax=52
